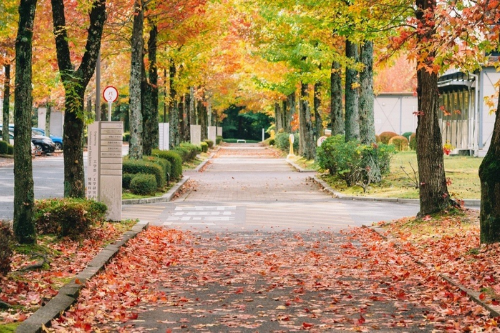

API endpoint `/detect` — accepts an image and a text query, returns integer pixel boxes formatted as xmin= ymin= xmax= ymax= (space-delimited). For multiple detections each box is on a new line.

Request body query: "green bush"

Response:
xmin=123 ymin=132 xmax=130 ymax=142
xmin=130 ymin=174 xmax=157 ymax=195
xmin=316 ymin=135 xmax=395 ymax=187
xmin=388 ymin=135 xmax=409 ymax=151
xmin=173 ymin=146 xmax=189 ymax=162
xmin=379 ymin=131 xmax=398 ymax=144
xmin=7 ymin=144 xmax=13 ymax=155
xmin=409 ymin=133 xmax=417 ymax=151
xmin=0 ymin=141 xmax=8 ymax=154
xmin=216 ymin=136 xmax=223 ymax=145
xmin=0 ymin=224 xmax=13 ymax=276
xmin=200 ymin=141 xmax=208 ymax=153
xmin=34 ymin=198 xmax=107 ymax=239
xmin=151 ymin=149 xmax=183 ymax=180
xmin=275 ymin=132 xmax=299 ymax=152
xmin=204 ymin=139 xmax=214 ymax=148
xmin=269 ymin=139 xmax=275 ymax=146
xmin=122 ymin=173 xmax=134 ymax=189
xmin=143 ymin=156 xmax=171 ymax=183
xmin=123 ymin=159 xmax=165 ymax=188
xmin=179 ymin=142 xmax=201 ymax=161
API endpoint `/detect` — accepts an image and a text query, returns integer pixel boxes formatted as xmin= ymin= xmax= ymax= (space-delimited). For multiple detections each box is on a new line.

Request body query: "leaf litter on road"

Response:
xmin=48 ymin=215 xmax=499 ymax=332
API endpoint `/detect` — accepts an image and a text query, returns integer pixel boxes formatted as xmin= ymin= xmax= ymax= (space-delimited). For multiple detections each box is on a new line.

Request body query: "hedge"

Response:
xmin=130 ymin=174 xmax=157 ymax=195
xmin=151 ymin=149 xmax=183 ymax=180
xmin=122 ymin=159 xmax=165 ymax=188
xmin=0 ymin=141 xmax=8 ymax=154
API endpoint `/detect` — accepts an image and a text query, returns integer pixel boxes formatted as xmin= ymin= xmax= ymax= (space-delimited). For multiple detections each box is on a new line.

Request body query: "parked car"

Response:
xmin=0 ymin=128 xmax=36 ymax=155
xmin=31 ymin=131 xmax=56 ymax=155
xmin=31 ymin=127 xmax=63 ymax=150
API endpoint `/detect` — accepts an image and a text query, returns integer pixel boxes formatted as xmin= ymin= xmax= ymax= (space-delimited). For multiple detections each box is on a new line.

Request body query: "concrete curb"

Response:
xmin=309 ymin=175 xmax=481 ymax=208
xmin=285 ymin=159 xmax=317 ymax=173
xmin=366 ymin=225 xmax=500 ymax=318
xmin=16 ymin=220 xmax=150 ymax=333
xmin=122 ymin=176 xmax=190 ymax=205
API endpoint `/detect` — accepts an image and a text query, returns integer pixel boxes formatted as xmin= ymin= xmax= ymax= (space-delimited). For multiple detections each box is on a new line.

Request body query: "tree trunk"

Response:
xmin=298 ymin=82 xmax=315 ymax=160
xmin=13 ymin=0 xmax=37 ymax=244
xmin=199 ymin=100 xmax=207 ymax=141
xmin=45 ymin=103 xmax=51 ymax=137
xmin=330 ymin=60 xmax=344 ymax=136
xmin=168 ymin=60 xmax=180 ymax=148
xmin=141 ymin=24 xmax=158 ymax=156
xmin=275 ymin=102 xmax=283 ymax=132
xmin=51 ymin=0 xmax=106 ymax=198
xmin=345 ymin=40 xmax=360 ymax=142
xmin=287 ymin=93 xmax=296 ymax=132
xmin=314 ymin=82 xmax=322 ymax=141
xmin=359 ymin=41 xmax=375 ymax=145
xmin=189 ymin=87 xmax=196 ymax=125
xmin=184 ymin=92 xmax=191 ymax=141
xmin=2 ymin=64 xmax=10 ymax=142
xmin=128 ymin=0 xmax=144 ymax=159
xmin=179 ymin=96 xmax=185 ymax=141
xmin=415 ymin=0 xmax=450 ymax=216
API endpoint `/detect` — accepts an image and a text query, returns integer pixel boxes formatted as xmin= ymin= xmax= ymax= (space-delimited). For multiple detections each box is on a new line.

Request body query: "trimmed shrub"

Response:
xmin=409 ymin=133 xmax=417 ymax=151
xmin=123 ymin=159 xmax=165 ymax=188
xmin=0 ymin=141 xmax=8 ymax=154
xmin=388 ymin=135 xmax=409 ymax=151
xmin=34 ymin=198 xmax=107 ymax=239
xmin=7 ymin=144 xmax=13 ymax=155
xmin=317 ymin=135 xmax=396 ymax=187
xmin=122 ymin=173 xmax=134 ymax=189
xmin=204 ymin=139 xmax=214 ymax=148
xmin=200 ymin=141 xmax=208 ymax=153
xmin=379 ymin=131 xmax=398 ymax=144
xmin=130 ymin=174 xmax=157 ymax=195
xmin=402 ymin=132 xmax=414 ymax=141
xmin=275 ymin=132 xmax=299 ymax=153
xmin=143 ymin=156 xmax=171 ymax=183
xmin=151 ymin=149 xmax=183 ymax=180
xmin=216 ymin=136 xmax=223 ymax=145
xmin=179 ymin=142 xmax=201 ymax=161
xmin=0 ymin=224 xmax=13 ymax=275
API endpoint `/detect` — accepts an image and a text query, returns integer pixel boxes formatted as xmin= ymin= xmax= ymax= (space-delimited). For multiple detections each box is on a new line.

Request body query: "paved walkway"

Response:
xmin=122 ymin=144 xmax=419 ymax=232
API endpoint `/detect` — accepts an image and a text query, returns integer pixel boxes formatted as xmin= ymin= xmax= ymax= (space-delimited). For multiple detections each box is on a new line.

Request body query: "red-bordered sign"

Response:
xmin=103 ymin=86 xmax=118 ymax=102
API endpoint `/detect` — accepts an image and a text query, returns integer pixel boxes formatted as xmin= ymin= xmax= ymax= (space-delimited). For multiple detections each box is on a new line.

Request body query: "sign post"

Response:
xmin=288 ymin=134 xmax=295 ymax=159
xmin=103 ymin=86 xmax=118 ymax=121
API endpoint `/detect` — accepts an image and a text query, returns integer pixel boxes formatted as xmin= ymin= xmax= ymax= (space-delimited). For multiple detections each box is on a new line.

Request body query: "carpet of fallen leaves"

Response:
xmin=0 ymin=221 xmax=131 ymax=325
xmin=48 ymin=211 xmax=500 ymax=332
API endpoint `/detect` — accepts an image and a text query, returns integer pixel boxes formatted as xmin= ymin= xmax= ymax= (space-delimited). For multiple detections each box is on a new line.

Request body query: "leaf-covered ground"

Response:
xmin=0 ymin=221 xmax=133 ymax=326
xmin=47 ymin=209 xmax=500 ymax=332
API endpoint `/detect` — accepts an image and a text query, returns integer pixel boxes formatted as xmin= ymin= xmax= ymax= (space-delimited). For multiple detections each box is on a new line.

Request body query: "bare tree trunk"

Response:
xmin=415 ymin=0 xmax=451 ymax=216
xmin=199 ymin=100 xmax=207 ymax=141
xmin=189 ymin=87 xmax=196 ymax=125
xmin=287 ymin=93 xmax=296 ymax=133
xmin=51 ymin=0 xmax=106 ymax=198
xmin=168 ymin=60 xmax=180 ymax=148
xmin=45 ymin=102 xmax=51 ymax=136
xmin=345 ymin=40 xmax=360 ymax=142
xmin=275 ymin=102 xmax=283 ymax=132
xmin=359 ymin=41 xmax=375 ymax=145
xmin=13 ymin=0 xmax=37 ymax=244
xmin=128 ymin=0 xmax=144 ymax=159
xmin=2 ymin=64 xmax=11 ymax=142
xmin=299 ymin=82 xmax=315 ymax=159
xmin=314 ymin=82 xmax=322 ymax=141
xmin=330 ymin=60 xmax=344 ymax=136
xmin=142 ymin=23 xmax=158 ymax=156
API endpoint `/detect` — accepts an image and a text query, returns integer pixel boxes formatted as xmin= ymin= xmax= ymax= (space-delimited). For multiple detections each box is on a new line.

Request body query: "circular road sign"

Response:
xmin=103 ymin=86 xmax=118 ymax=103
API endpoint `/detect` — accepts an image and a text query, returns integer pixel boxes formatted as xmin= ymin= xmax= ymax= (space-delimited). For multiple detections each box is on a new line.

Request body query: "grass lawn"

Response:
xmin=320 ymin=151 xmax=482 ymax=200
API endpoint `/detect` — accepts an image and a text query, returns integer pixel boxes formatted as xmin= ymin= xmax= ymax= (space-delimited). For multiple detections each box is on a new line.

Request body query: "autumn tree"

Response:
xmin=13 ymin=0 xmax=37 ymax=244
xmin=51 ymin=0 xmax=107 ymax=198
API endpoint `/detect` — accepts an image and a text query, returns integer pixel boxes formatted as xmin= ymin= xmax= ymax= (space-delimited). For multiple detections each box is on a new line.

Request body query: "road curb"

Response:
xmin=122 ymin=176 xmax=190 ymax=205
xmin=15 ymin=220 xmax=150 ymax=333
xmin=285 ymin=159 xmax=317 ymax=173
xmin=366 ymin=225 xmax=500 ymax=318
xmin=309 ymin=175 xmax=480 ymax=207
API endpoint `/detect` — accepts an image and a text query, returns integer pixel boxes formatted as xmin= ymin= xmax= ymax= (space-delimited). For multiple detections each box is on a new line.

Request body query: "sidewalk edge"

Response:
xmin=15 ymin=220 xmax=150 ymax=333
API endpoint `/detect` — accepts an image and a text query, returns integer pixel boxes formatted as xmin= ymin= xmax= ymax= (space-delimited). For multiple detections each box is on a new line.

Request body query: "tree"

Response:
xmin=51 ymin=0 xmax=107 ymax=198
xmin=344 ymin=40 xmax=360 ymax=142
xmin=359 ymin=41 xmax=375 ymax=145
xmin=2 ymin=63 xmax=10 ymax=142
xmin=330 ymin=59 xmax=344 ymax=136
xmin=413 ymin=0 xmax=451 ymax=215
xmin=13 ymin=0 xmax=37 ymax=244
xmin=128 ymin=0 xmax=144 ymax=159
